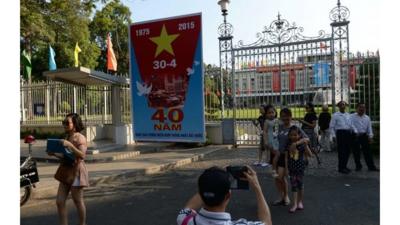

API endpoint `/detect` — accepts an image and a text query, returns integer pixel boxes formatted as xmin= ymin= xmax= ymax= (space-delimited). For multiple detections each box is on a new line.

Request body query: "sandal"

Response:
xmin=297 ymin=202 xmax=304 ymax=210
xmin=289 ymin=205 xmax=298 ymax=213
xmin=272 ymin=199 xmax=285 ymax=206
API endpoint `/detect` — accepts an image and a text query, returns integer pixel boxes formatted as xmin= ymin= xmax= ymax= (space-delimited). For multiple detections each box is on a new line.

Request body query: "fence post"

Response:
xmin=111 ymin=85 xmax=122 ymax=125
xmin=20 ymin=78 xmax=26 ymax=123
xmin=46 ymin=83 xmax=50 ymax=124
xmin=73 ymin=86 xmax=77 ymax=113
xmin=103 ymin=86 xmax=107 ymax=123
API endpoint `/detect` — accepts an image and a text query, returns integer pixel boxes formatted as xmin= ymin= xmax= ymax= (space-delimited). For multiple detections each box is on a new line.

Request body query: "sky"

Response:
xmin=120 ymin=0 xmax=380 ymax=65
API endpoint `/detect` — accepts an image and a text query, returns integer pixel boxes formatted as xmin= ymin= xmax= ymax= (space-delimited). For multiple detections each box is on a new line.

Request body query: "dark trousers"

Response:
xmin=336 ymin=130 xmax=352 ymax=170
xmin=352 ymin=134 xmax=376 ymax=169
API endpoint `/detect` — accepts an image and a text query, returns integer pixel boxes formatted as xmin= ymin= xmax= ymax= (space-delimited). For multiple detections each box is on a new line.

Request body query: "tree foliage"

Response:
xmin=20 ymin=0 xmax=130 ymax=80
xmin=90 ymin=0 xmax=132 ymax=74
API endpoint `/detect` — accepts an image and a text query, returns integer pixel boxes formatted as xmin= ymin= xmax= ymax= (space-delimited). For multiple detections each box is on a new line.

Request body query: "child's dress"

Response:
xmin=264 ymin=118 xmax=279 ymax=150
xmin=287 ymin=143 xmax=307 ymax=192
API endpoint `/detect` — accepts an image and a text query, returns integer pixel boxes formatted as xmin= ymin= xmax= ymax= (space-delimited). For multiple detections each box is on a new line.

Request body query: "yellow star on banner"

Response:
xmin=150 ymin=25 xmax=179 ymax=57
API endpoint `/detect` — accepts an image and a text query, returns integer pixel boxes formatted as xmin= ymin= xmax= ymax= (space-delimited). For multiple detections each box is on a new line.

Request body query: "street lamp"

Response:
xmin=218 ymin=0 xmax=230 ymax=16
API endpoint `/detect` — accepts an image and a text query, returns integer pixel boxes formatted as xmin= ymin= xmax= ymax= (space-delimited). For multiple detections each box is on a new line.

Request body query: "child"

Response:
xmin=253 ymin=105 xmax=270 ymax=167
xmin=285 ymin=126 xmax=312 ymax=213
xmin=263 ymin=104 xmax=280 ymax=177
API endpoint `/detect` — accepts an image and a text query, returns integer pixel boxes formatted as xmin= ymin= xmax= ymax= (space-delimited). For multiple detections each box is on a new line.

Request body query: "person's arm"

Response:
xmin=367 ymin=116 xmax=374 ymax=143
xmin=304 ymin=144 xmax=313 ymax=158
xmin=184 ymin=193 xmax=203 ymax=210
xmin=61 ymin=136 xmax=86 ymax=159
xmin=329 ymin=114 xmax=336 ymax=139
xmin=244 ymin=166 xmax=272 ymax=225
xmin=298 ymin=128 xmax=310 ymax=145
xmin=349 ymin=114 xmax=358 ymax=135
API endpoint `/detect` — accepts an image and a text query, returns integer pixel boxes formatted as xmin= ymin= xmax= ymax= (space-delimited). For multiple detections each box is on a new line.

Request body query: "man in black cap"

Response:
xmin=330 ymin=101 xmax=354 ymax=174
xmin=177 ymin=166 xmax=272 ymax=225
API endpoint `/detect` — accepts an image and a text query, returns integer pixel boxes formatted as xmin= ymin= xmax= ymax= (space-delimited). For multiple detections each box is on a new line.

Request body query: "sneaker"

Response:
xmin=261 ymin=163 xmax=270 ymax=167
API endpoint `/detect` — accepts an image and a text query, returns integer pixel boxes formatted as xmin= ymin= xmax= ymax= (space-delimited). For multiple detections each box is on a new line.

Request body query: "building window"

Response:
xmin=265 ymin=73 xmax=272 ymax=91
xmin=259 ymin=76 xmax=265 ymax=92
xmin=242 ymin=78 xmax=248 ymax=92
xmin=282 ymin=71 xmax=289 ymax=91
xmin=250 ymin=78 xmax=256 ymax=93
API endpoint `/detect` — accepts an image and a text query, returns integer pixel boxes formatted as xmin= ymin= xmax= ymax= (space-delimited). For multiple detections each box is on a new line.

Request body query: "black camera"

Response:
xmin=226 ymin=166 xmax=249 ymax=190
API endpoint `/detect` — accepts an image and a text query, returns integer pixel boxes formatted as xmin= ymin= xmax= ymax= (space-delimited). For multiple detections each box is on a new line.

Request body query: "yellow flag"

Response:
xmin=74 ymin=42 xmax=82 ymax=67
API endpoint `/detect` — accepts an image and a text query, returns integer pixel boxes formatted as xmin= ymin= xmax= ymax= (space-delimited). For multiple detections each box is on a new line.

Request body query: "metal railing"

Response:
xmin=20 ymin=53 xmax=379 ymax=127
xmin=20 ymin=80 xmax=114 ymax=125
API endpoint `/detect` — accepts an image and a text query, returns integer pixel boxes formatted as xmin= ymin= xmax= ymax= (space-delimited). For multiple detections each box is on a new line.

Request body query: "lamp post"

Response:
xmin=217 ymin=0 xmax=231 ymax=120
xmin=217 ymin=0 xmax=236 ymax=146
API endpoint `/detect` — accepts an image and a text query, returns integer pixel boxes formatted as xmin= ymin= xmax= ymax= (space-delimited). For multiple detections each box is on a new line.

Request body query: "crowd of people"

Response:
xmin=44 ymin=103 xmax=378 ymax=225
xmin=177 ymin=101 xmax=379 ymax=225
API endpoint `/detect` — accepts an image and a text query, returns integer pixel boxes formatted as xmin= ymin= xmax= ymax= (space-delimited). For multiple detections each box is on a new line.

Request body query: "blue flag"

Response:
xmin=49 ymin=45 xmax=57 ymax=71
xmin=313 ymin=63 xmax=329 ymax=86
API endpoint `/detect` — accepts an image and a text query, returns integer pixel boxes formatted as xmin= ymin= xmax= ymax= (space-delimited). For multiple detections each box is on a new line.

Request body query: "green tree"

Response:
xmin=90 ymin=0 xmax=132 ymax=75
xmin=47 ymin=0 xmax=101 ymax=70
xmin=20 ymin=0 xmax=105 ymax=80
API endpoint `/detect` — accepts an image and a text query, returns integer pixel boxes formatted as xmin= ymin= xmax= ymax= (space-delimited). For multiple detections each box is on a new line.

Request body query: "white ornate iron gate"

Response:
xmin=218 ymin=0 xmax=352 ymax=145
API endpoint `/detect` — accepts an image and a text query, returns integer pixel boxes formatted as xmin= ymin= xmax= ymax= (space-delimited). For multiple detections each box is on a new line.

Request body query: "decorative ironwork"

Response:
xmin=329 ymin=0 xmax=350 ymax=22
xmin=235 ymin=13 xmax=330 ymax=48
xmin=218 ymin=22 xmax=234 ymax=38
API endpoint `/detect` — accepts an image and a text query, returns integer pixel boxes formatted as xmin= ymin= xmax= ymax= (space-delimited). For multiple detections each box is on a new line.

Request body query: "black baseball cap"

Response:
xmin=198 ymin=167 xmax=231 ymax=207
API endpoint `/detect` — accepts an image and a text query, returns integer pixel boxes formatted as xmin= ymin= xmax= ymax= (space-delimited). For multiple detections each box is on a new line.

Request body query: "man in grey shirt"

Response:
xmin=350 ymin=103 xmax=379 ymax=171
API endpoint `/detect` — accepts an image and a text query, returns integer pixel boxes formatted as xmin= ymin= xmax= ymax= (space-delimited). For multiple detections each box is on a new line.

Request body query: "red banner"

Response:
xmin=272 ymin=71 xmax=280 ymax=92
xmin=289 ymin=70 xmax=296 ymax=92
xmin=349 ymin=65 xmax=356 ymax=89
xmin=130 ymin=15 xmax=201 ymax=108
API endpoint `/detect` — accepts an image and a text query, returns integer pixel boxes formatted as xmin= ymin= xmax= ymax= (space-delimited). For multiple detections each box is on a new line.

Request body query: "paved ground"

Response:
xmin=21 ymin=148 xmax=379 ymax=225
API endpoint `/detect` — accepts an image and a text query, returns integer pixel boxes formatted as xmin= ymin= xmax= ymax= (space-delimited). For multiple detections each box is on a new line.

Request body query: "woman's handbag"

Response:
xmin=54 ymin=161 xmax=78 ymax=185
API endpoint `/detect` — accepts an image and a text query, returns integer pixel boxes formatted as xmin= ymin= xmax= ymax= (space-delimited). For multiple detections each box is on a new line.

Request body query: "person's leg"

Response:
xmin=289 ymin=175 xmax=298 ymax=212
xmin=321 ymin=130 xmax=331 ymax=152
xmin=360 ymin=135 xmax=377 ymax=170
xmin=343 ymin=132 xmax=352 ymax=170
xmin=336 ymin=131 xmax=345 ymax=171
xmin=71 ymin=187 xmax=86 ymax=225
xmin=273 ymin=167 xmax=290 ymax=205
xmin=352 ymin=135 xmax=362 ymax=170
xmin=297 ymin=175 xmax=304 ymax=209
xmin=272 ymin=150 xmax=280 ymax=173
xmin=56 ymin=183 xmax=71 ymax=225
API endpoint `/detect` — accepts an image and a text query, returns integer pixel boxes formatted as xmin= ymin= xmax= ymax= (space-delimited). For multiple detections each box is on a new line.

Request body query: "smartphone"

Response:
xmin=226 ymin=166 xmax=249 ymax=190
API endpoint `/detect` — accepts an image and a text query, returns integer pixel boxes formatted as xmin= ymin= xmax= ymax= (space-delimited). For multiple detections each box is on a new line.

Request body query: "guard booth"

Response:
xmin=43 ymin=67 xmax=133 ymax=145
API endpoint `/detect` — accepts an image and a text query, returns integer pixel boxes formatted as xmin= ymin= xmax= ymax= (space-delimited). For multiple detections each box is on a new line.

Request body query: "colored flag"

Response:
xmin=21 ymin=49 xmax=32 ymax=80
xmin=74 ymin=42 xmax=82 ymax=67
xmin=49 ymin=45 xmax=57 ymax=71
xmin=107 ymin=33 xmax=118 ymax=71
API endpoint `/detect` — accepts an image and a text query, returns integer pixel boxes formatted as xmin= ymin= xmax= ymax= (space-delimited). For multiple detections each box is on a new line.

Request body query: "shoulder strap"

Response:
xmin=182 ymin=214 xmax=196 ymax=225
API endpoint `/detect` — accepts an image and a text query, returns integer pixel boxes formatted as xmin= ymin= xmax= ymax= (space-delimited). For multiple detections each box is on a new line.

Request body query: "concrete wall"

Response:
xmin=205 ymin=122 xmax=222 ymax=144
xmin=21 ymin=123 xmax=223 ymax=145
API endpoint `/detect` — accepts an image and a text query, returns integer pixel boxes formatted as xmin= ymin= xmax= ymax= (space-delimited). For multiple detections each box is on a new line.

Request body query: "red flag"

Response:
xmin=289 ymin=70 xmax=296 ymax=91
xmin=107 ymin=33 xmax=118 ymax=71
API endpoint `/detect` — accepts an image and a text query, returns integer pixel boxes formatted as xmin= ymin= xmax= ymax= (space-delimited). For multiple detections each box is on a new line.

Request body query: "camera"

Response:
xmin=226 ymin=166 xmax=249 ymax=190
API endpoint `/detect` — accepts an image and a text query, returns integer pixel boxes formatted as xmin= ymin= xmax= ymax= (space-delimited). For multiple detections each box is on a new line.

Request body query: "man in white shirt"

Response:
xmin=350 ymin=103 xmax=379 ymax=172
xmin=177 ymin=166 xmax=272 ymax=225
xmin=329 ymin=101 xmax=353 ymax=174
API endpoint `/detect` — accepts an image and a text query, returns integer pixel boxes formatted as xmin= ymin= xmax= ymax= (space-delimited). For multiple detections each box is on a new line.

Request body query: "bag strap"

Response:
xmin=181 ymin=213 xmax=196 ymax=225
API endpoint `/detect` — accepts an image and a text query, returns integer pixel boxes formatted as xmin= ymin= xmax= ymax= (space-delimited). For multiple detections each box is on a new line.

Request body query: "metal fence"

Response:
xmin=20 ymin=80 xmax=115 ymax=125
